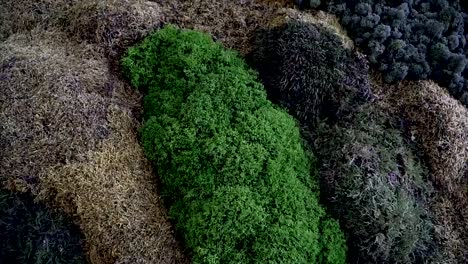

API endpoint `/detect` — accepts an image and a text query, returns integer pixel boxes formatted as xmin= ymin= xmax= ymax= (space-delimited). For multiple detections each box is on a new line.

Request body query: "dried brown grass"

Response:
xmin=271 ymin=8 xmax=353 ymax=50
xmin=378 ymin=80 xmax=468 ymax=192
xmin=1 ymin=0 xmax=162 ymax=60
xmin=153 ymin=0 xmax=289 ymax=55
xmin=0 ymin=22 xmax=186 ymax=264
xmin=0 ymin=31 xmax=110 ymax=191
xmin=0 ymin=0 xmax=60 ymax=40
xmin=377 ymin=79 xmax=468 ymax=263
xmin=59 ymin=0 xmax=161 ymax=60
xmin=41 ymin=106 xmax=187 ymax=264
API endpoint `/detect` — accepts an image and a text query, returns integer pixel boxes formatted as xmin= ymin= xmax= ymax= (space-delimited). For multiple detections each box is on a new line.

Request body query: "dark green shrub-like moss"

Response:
xmin=314 ymin=110 xmax=436 ymax=264
xmin=253 ymin=20 xmax=372 ymax=124
xmin=122 ymin=25 xmax=347 ymax=264
xmin=252 ymin=21 xmax=437 ymax=264
xmin=0 ymin=189 xmax=86 ymax=264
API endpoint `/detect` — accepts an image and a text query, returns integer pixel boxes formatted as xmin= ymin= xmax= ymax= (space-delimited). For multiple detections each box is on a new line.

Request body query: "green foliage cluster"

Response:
xmin=252 ymin=21 xmax=437 ymax=263
xmin=0 ymin=189 xmax=86 ymax=264
xmin=121 ymin=25 xmax=347 ymax=264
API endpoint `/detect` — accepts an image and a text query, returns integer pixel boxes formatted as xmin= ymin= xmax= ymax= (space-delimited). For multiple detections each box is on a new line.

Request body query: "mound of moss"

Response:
xmin=122 ymin=25 xmax=347 ymax=264
xmin=381 ymin=80 xmax=468 ymax=263
xmin=0 ymin=189 xmax=86 ymax=264
xmin=252 ymin=20 xmax=437 ymax=263
xmin=253 ymin=20 xmax=372 ymax=124
xmin=315 ymin=109 xmax=436 ymax=264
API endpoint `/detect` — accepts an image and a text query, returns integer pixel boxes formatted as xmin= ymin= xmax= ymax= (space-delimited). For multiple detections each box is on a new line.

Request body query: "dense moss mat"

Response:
xmin=252 ymin=20 xmax=437 ymax=264
xmin=378 ymin=80 xmax=468 ymax=263
xmin=297 ymin=0 xmax=468 ymax=105
xmin=122 ymin=25 xmax=347 ymax=264
xmin=0 ymin=189 xmax=86 ymax=264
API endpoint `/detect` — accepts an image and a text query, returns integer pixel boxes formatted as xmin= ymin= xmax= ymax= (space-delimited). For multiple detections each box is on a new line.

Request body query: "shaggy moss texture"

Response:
xmin=253 ymin=20 xmax=372 ymax=124
xmin=314 ymin=109 xmax=436 ymax=264
xmin=378 ymin=80 xmax=468 ymax=263
xmin=252 ymin=20 xmax=437 ymax=264
xmin=122 ymin=25 xmax=347 ymax=264
xmin=0 ymin=10 xmax=187 ymax=263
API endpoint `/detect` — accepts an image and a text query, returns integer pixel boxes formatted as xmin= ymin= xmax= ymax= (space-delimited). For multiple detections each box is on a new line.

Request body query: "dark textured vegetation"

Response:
xmin=0 ymin=0 xmax=162 ymax=60
xmin=379 ymin=80 xmax=468 ymax=263
xmin=314 ymin=109 xmax=436 ymax=264
xmin=252 ymin=20 xmax=437 ymax=264
xmin=122 ymin=25 xmax=347 ymax=264
xmin=253 ymin=20 xmax=372 ymax=124
xmin=297 ymin=0 xmax=468 ymax=105
xmin=0 ymin=189 xmax=86 ymax=264
xmin=253 ymin=20 xmax=369 ymax=123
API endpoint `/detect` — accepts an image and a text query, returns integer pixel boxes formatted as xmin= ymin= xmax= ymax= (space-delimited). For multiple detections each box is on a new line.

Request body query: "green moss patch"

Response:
xmin=122 ymin=25 xmax=347 ymax=264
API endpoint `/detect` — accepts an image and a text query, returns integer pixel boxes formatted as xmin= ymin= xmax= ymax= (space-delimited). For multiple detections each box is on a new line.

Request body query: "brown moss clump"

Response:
xmin=0 ymin=30 xmax=187 ymax=264
xmin=0 ymin=31 xmax=110 ymax=191
xmin=153 ymin=0 xmax=290 ymax=55
xmin=0 ymin=0 xmax=162 ymax=60
xmin=59 ymin=0 xmax=162 ymax=60
xmin=41 ymin=106 xmax=187 ymax=264
xmin=267 ymin=8 xmax=354 ymax=50
xmin=0 ymin=0 xmax=60 ymax=41
xmin=379 ymin=80 xmax=468 ymax=194
xmin=377 ymin=80 xmax=468 ymax=263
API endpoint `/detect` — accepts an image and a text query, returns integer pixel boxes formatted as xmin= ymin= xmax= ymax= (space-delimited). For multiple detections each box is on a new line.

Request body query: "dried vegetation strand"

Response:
xmin=0 ymin=31 xmax=110 ymax=191
xmin=0 ymin=1 xmax=188 ymax=262
xmin=267 ymin=8 xmax=353 ymax=50
xmin=41 ymin=106 xmax=188 ymax=264
xmin=0 ymin=0 xmax=61 ymax=41
xmin=59 ymin=0 xmax=162 ymax=60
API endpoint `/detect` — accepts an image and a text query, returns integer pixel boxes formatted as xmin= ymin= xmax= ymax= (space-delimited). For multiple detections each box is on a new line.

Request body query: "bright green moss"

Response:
xmin=122 ymin=25 xmax=347 ymax=264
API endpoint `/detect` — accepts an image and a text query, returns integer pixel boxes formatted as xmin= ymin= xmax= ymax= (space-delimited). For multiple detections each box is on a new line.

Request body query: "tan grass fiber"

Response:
xmin=0 ymin=28 xmax=187 ymax=264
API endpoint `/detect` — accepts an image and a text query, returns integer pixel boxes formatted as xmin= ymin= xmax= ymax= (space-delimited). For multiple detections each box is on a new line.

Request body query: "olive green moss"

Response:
xmin=314 ymin=109 xmax=436 ymax=264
